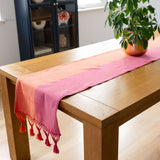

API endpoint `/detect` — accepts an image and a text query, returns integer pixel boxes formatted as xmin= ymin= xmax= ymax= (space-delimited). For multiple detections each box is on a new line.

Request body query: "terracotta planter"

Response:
xmin=123 ymin=41 xmax=147 ymax=56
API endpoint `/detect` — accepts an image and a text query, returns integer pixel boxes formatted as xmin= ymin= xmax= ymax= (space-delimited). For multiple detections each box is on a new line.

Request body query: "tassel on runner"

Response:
xmin=36 ymin=125 xmax=43 ymax=141
xmin=19 ymin=121 xmax=26 ymax=132
xmin=52 ymin=136 xmax=59 ymax=154
xmin=28 ymin=120 xmax=35 ymax=136
xmin=44 ymin=130 xmax=51 ymax=147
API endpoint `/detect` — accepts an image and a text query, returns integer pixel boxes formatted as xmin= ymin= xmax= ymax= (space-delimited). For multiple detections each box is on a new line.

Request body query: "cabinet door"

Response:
xmin=30 ymin=5 xmax=56 ymax=57
xmin=55 ymin=0 xmax=79 ymax=52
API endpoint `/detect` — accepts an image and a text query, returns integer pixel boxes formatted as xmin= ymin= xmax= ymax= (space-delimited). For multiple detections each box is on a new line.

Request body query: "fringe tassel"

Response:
xmin=44 ymin=130 xmax=51 ymax=147
xmin=19 ymin=121 xmax=26 ymax=132
xmin=53 ymin=142 xmax=59 ymax=154
xmin=16 ymin=114 xmax=26 ymax=133
xmin=52 ymin=136 xmax=59 ymax=154
xmin=28 ymin=121 xmax=35 ymax=136
xmin=36 ymin=126 xmax=43 ymax=141
xmin=17 ymin=114 xmax=60 ymax=153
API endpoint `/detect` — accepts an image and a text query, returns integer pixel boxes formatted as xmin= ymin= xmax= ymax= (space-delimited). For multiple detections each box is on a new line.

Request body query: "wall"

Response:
xmin=0 ymin=0 xmax=20 ymax=66
xmin=78 ymin=7 xmax=114 ymax=46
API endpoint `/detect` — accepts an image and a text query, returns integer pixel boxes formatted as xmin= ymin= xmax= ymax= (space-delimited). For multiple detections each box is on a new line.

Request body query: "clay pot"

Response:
xmin=124 ymin=40 xmax=147 ymax=56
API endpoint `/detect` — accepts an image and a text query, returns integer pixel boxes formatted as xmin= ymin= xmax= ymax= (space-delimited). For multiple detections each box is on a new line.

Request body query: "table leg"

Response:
xmin=83 ymin=121 xmax=119 ymax=160
xmin=0 ymin=76 xmax=30 ymax=160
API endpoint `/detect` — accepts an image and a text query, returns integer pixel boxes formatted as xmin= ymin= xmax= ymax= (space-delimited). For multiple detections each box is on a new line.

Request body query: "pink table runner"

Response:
xmin=15 ymin=38 xmax=160 ymax=153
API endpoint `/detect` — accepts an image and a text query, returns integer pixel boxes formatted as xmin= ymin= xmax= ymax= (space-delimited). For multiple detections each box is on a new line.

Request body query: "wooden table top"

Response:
xmin=0 ymin=38 xmax=160 ymax=128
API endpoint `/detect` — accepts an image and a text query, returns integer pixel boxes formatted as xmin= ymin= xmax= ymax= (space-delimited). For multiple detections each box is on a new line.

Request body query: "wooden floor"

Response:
xmin=0 ymin=92 xmax=160 ymax=160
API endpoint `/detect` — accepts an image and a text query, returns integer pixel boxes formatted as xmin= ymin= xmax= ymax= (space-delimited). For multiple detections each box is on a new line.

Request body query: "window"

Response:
xmin=78 ymin=0 xmax=106 ymax=9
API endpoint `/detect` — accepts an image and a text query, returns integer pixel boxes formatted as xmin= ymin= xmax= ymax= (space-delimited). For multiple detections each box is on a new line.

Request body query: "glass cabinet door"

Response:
xmin=56 ymin=1 xmax=78 ymax=51
xmin=30 ymin=6 xmax=55 ymax=57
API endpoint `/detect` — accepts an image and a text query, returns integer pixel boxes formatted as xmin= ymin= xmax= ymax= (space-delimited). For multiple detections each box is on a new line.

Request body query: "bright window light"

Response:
xmin=78 ymin=0 xmax=106 ymax=9
xmin=78 ymin=0 xmax=102 ymax=5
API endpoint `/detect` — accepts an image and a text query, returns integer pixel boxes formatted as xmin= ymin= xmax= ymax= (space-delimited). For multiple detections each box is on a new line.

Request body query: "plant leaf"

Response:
xmin=123 ymin=18 xmax=128 ymax=25
xmin=133 ymin=0 xmax=138 ymax=9
xmin=127 ymin=0 xmax=133 ymax=12
xmin=104 ymin=0 xmax=109 ymax=11
xmin=121 ymin=0 xmax=127 ymax=8
xmin=104 ymin=19 xmax=107 ymax=26
xmin=128 ymin=33 xmax=134 ymax=41
xmin=147 ymin=5 xmax=155 ymax=13
xmin=158 ymin=27 xmax=160 ymax=33
xmin=143 ymin=8 xmax=148 ymax=15
xmin=109 ymin=2 xmax=113 ymax=10
xmin=108 ymin=17 xmax=112 ymax=26
xmin=138 ymin=34 xmax=142 ymax=41
xmin=143 ymin=39 xmax=148 ymax=49
xmin=133 ymin=37 xmax=138 ymax=44
xmin=114 ymin=29 xmax=118 ymax=39
xmin=152 ymin=34 xmax=155 ymax=40
xmin=142 ymin=0 xmax=148 ymax=3
xmin=124 ymin=40 xmax=128 ymax=49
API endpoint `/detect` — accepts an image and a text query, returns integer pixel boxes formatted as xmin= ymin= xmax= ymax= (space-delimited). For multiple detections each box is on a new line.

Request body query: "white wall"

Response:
xmin=0 ymin=0 xmax=20 ymax=66
xmin=78 ymin=7 xmax=114 ymax=47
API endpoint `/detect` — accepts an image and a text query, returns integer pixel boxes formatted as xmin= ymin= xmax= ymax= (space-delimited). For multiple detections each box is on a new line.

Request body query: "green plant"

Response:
xmin=105 ymin=0 xmax=160 ymax=49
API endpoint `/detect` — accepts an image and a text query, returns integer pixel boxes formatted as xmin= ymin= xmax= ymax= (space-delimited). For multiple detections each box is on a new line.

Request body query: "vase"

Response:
xmin=123 ymin=41 xmax=147 ymax=56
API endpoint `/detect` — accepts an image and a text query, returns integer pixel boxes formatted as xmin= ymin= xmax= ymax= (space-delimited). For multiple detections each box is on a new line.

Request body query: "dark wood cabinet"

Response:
xmin=14 ymin=0 xmax=79 ymax=60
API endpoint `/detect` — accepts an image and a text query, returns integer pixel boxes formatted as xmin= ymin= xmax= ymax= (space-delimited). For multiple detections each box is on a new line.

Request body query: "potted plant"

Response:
xmin=105 ymin=0 xmax=160 ymax=56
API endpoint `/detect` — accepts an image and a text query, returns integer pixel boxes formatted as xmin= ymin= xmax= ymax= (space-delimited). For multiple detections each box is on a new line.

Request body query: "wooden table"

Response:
xmin=0 ymin=39 xmax=160 ymax=160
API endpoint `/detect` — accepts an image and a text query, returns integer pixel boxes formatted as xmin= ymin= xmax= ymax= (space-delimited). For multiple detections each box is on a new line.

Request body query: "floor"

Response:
xmin=1 ymin=92 xmax=160 ymax=160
